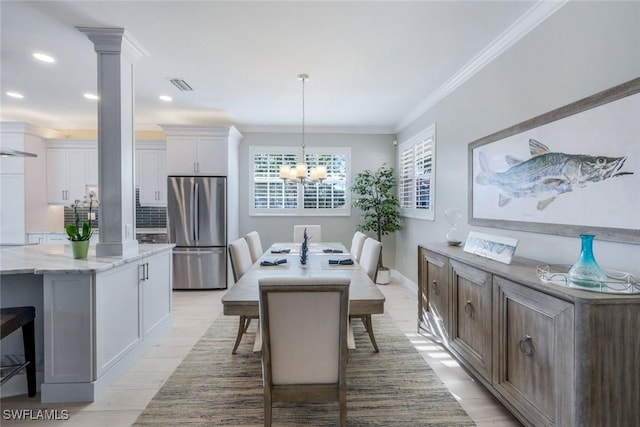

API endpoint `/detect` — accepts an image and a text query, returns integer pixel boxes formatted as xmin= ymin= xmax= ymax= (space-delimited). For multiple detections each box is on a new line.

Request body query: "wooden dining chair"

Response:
xmin=228 ymin=237 xmax=257 ymax=353
xmin=352 ymin=237 xmax=382 ymax=352
xmin=349 ymin=231 xmax=368 ymax=262
xmin=293 ymin=225 xmax=321 ymax=243
xmin=245 ymin=231 xmax=264 ymax=264
xmin=259 ymin=276 xmax=350 ymax=427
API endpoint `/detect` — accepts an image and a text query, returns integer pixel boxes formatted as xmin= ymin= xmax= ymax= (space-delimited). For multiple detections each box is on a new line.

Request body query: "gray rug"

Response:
xmin=134 ymin=313 xmax=475 ymax=426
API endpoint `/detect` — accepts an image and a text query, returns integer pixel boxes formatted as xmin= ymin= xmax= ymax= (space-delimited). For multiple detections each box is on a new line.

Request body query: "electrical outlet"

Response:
xmin=87 ymin=212 xmax=96 ymax=220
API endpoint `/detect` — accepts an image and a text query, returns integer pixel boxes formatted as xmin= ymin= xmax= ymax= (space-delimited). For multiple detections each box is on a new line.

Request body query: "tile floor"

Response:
xmin=1 ymin=276 xmax=521 ymax=426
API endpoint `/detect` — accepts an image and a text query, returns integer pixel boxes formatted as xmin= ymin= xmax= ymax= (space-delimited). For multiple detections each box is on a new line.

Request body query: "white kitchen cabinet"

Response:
xmin=0 ymin=174 xmax=26 ymax=244
xmin=161 ymin=125 xmax=241 ymax=176
xmin=86 ymin=148 xmax=98 ymax=185
xmin=46 ymin=148 xmax=92 ymax=204
xmin=36 ymin=247 xmax=173 ymax=402
xmin=165 ymin=136 xmax=226 ymax=175
xmin=140 ymin=251 xmax=172 ymax=336
xmin=137 ymin=149 xmax=167 ymax=206
xmin=44 ymin=233 xmax=67 ymax=244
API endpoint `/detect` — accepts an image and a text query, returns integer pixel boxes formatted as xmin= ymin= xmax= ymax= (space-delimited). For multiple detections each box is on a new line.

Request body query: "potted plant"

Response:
xmin=66 ymin=191 xmax=99 ymax=259
xmin=350 ymin=164 xmax=401 ymax=284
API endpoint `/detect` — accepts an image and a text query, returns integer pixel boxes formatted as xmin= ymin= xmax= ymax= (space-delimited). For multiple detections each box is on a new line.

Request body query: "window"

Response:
xmin=250 ymin=146 xmax=351 ymax=216
xmin=398 ymin=124 xmax=436 ymax=220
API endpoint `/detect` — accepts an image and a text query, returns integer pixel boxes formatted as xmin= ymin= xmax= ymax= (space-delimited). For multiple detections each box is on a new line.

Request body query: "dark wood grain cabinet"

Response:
xmin=450 ymin=260 xmax=492 ymax=381
xmin=418 ymin=243 xmax=640 ymax=427
xmin=417 ymin=249 xmax=450 ymax=342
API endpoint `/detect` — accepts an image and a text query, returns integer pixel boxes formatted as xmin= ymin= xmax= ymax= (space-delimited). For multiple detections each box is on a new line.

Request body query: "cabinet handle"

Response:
xmin=432 ymin=280 xmax=439 ymax=294
xmin=518 ymin=335 xmax=534 ymax=357
xmin=139 ymin=263 xmax=150 ymax=281
xmin=463 ymin=300 xmax=473 ymax=316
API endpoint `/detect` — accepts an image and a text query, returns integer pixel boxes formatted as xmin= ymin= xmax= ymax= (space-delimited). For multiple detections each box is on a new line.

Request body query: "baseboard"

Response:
xmin=390 ymin=269 xmax=417 ymax=295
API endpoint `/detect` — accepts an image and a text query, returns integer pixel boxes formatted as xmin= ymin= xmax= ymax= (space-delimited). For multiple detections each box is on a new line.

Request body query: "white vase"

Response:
xmin=376 ymin=268 xmax=390 ymax=285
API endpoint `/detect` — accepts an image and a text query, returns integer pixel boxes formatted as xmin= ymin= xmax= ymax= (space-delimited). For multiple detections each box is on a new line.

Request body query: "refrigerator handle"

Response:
xmin=194 ymin=181 xmax=200 ymax=241
xmin=190 ymin=181 xmax=196 ymax=241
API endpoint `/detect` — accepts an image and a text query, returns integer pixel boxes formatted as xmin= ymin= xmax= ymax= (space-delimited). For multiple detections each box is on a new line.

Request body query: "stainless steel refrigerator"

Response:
xmin=167 ymin=176 xmax=227 ymax=289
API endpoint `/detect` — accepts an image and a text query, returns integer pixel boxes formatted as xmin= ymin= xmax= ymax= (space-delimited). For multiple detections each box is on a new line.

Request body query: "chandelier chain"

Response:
xmin=301 ymin=76 xmax=305 ymax=150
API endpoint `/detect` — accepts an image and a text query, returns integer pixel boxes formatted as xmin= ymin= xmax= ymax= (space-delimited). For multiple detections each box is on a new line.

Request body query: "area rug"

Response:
xmin=134 ymin=314 xmax=475 ymax=426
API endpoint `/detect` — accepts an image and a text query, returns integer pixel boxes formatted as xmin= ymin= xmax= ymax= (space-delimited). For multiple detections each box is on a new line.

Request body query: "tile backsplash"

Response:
xmin=64 ymin=189 xmax=167 ymax=229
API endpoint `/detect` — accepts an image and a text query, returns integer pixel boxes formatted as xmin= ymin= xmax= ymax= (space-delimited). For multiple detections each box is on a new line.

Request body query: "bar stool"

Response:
xmin=0 ymin=306 xmax=36 ymax=397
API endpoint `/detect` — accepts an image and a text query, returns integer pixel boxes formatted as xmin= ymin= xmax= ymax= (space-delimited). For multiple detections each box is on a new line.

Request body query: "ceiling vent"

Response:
xmin=169 ymin=78 xmax=193 ymax=91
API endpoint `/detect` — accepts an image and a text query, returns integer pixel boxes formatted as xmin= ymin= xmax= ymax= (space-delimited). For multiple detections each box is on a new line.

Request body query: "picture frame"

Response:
xmin=468 ymin=78 xmax=640 ymax=244
xmin=463 ymin=231 xmax=518 ymax=264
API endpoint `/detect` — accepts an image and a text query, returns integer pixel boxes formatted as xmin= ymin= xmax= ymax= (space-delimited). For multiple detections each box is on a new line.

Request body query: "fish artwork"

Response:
xmin=475 ymin=139 xmax=634 ymax=210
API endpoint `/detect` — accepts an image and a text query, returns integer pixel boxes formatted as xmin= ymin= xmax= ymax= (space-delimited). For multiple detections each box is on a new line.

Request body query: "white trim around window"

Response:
xmin=398 ymin=124 xmax=436 ymax=220
xmin=249 ymin=146 xmax=351 ymax=216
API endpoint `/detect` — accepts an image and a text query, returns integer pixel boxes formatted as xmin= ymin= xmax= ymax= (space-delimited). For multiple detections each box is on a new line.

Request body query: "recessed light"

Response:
xmin=84 ymin=93 xmax=99 ymax=100
xmin=159 ymin=95 xmax=173 ymax=102
xmin=33 ymin=52 xmax=55 ymax=63
xmin=6 ymin=91 xmax=24 ymax=99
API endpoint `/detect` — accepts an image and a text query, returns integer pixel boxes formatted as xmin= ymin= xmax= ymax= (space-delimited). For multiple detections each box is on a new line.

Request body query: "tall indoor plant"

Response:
xmin=350 ymin=164 xmax=401 ymax=284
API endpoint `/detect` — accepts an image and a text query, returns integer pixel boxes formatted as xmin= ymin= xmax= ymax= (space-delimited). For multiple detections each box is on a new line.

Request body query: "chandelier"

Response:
xmin=279 ymin=74 xmax=327 ymax=184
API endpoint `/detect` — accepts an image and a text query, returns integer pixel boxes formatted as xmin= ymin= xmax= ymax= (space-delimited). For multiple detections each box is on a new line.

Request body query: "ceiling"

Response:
xmin=1 ymin=1 xmax=540 ymax=133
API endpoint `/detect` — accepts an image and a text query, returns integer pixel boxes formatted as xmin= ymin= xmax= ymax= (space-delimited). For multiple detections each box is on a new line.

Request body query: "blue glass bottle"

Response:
xmin=568 ymin=234 xmax=607 ymax=288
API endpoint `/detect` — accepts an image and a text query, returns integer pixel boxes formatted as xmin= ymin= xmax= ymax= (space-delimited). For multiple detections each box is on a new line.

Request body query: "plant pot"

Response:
xmin=376 ymin=267 xmax=390 ymax=285
xmin=70 ymin=240 xmax=90 ymax=259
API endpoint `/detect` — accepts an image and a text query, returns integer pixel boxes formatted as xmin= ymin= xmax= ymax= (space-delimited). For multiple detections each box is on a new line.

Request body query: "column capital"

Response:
xmin=76 ymin=27 xmax=149 ymax=60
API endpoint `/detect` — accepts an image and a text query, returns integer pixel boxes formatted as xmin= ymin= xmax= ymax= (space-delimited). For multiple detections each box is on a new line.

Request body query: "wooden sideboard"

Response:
xmin=418 ymin=243 xmax=640 ymax=427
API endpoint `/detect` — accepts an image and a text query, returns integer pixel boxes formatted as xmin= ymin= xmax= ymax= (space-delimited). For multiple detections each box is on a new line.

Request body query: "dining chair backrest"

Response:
xmin=228 ymin=238 xmax=254 ymax=283
xmin=259 ymin=276 xmax=350 ymax=426
xmin=293 ymin=225 xmax=322 ymax=243
xmin=359 ymin=238 xmax=382 ymax=282
xmin=349 ymin=231 xmax=368 ymax=262
xmin=244 ymin=231 xmax=264 ymax=264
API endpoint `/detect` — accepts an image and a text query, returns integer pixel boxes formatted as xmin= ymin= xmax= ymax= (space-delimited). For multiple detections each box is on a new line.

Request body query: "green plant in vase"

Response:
xmin=350 ymin=164 xmax=401 ymax=283
xmin=66 ymin=191 xmax=99 ymax=259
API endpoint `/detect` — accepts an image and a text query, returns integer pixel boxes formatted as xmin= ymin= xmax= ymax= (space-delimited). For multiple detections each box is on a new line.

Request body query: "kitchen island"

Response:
xmin=0 ymin=243 xmax=174 ymax=403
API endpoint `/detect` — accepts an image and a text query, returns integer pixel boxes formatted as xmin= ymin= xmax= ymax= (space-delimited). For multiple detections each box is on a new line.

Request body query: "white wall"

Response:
xmin=396 ymin=1 xmax=640 ymax=282
xmin=238 ymin=132 xmax=398 ymax=267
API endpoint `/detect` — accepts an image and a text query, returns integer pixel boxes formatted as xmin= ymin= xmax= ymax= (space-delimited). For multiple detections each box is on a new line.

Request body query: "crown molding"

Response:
xmin=0 ymin=121 xmax=57 ymax=138
xmin=240 ymin=124 xmax=396 ymax=135
xmin=395 ymin=0 xmax=568 ymax=132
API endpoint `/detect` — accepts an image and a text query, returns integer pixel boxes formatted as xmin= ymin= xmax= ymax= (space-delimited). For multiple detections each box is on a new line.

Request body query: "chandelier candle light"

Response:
xmin=279 ymin=74 xmax=327 ymax=184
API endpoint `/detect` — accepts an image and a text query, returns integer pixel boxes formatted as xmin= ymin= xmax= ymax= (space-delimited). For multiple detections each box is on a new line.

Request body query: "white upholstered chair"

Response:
xmin=349 ymin=231 xmax=368 ymax=262
xmin=228 ymin=237 xmax=256 ymax=353
xmin=293 ymin=225 xmax=321 ymax=243
xmin=259 ymin=276 xmax=350 ymax=427
xmin=245 ymin=231 xmax=264 ymax=264
xmin=359 ymin=237 xmax=382 ymax=282
xmin=353 ymin=237 xmax=382 ymax=352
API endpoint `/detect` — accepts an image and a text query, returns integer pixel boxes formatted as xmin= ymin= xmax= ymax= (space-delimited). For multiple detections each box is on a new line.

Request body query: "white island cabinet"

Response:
xmin=0 ymin=244 xmax=174 ymax=403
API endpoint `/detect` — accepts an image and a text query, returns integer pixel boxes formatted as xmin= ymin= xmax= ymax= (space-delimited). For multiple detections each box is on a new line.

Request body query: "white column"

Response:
xmin=77 ymin=27 xmax=148 ymax=257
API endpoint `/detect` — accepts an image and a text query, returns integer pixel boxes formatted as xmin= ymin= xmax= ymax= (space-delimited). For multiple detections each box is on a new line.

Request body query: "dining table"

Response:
xmin=221 ymin=242 xmax=386 ymax=352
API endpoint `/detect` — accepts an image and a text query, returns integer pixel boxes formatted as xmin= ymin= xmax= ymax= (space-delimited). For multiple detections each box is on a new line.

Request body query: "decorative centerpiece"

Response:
xmin=568 ymin=234 xmax=607 ymax=288
xmin=66 ymin=191 xmax=99 ymax=259
xmin=444 ymin=208 xmax=463 ymax=246
xmin=300 ymin=228 xmax=309 ymax=266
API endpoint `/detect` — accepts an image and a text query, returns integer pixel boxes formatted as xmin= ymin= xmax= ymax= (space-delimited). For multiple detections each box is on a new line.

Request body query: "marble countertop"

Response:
xmin=135 ymin=228 xmax=167 ymax=234
xmin=0 ymin=243 xmax=174 ymax=275
xmin=28 ymin=228 xmax=167 ymax=235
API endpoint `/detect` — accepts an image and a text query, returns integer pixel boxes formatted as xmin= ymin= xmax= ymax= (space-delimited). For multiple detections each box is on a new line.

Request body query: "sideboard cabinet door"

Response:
xmin=449 ymin=259 xmax=493 ymax=381
xmin=493 ymin=276 xmax=575 ymax=426
xmin=418 ymin=247 xmax=450 ymax=341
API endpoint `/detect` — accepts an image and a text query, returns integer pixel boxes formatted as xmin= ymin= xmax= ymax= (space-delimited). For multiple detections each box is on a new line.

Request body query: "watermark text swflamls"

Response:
xmin=3 ymin=409 xmax=70 ymax=421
